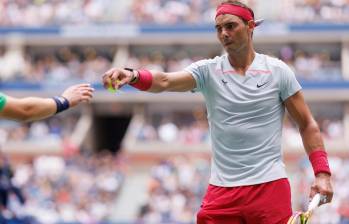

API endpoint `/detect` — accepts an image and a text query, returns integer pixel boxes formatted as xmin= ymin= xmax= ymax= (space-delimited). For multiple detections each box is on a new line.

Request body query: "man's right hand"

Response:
xmin=102 ymin=68 xmax=135 ymax=90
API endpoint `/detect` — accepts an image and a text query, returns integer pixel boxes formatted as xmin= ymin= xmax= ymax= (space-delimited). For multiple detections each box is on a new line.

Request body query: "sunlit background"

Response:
xmin=0 ymin=0 xmax=349 ymax=223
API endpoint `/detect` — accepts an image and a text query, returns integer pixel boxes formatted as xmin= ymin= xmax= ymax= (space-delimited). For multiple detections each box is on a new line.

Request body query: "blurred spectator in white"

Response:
xmin=0 ymin=40 xmax=27 ymax=82
xmin=158 ymin=119 xmax=179 ymax=143
xmin=28 ymin=121 xmax=50 ymax=140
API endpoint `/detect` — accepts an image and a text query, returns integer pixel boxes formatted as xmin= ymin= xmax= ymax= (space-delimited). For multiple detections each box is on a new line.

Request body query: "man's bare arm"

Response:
xmin=0 ymin=84 xmax=94 ymax=122
xmin=148 ymin=71 xmax=196 ymax=92
xmin=284 ymin=91 xmax=333 ymax=205
xmin=0 ymin=96 xmax=57 ymax=122
xmin=102 ymin=68 xmax=196 ymax=93
xmin=284 ymin=91 xmax=324 ymax=154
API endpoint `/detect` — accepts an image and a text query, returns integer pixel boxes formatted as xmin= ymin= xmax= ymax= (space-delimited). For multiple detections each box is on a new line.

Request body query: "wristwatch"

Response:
xmin=124 ymin=68 xmax=139 ymax=84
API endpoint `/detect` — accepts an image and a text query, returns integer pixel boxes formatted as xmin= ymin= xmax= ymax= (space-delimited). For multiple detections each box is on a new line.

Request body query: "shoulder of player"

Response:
xmin=259 ymin=53 xmax=293 ymax=74
xmin=191 ymin=55 xmax=223 ymax=68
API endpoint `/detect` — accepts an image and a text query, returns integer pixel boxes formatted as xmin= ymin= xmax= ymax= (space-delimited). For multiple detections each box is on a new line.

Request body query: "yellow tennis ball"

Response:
xmin=108 ymin=85 xmax=117 ymax=93
xmin=107 ymin=80 xmax=120 ymax=93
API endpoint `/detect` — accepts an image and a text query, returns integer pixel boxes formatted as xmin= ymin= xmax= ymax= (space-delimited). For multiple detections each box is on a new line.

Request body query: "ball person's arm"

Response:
xmin=0 ymin=84 xmax=94 ymax=122
xmin=284 ymin=91 xmax=333 ymax=205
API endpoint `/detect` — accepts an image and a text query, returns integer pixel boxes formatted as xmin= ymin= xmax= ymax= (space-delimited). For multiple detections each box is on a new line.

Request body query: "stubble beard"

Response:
xmin=226 ymin=41 xmax=247 ymax=55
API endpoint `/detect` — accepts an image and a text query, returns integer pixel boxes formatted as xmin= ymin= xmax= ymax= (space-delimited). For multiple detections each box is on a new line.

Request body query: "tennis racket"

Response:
xmin=287 ymin=193 xmax=322 ymax=224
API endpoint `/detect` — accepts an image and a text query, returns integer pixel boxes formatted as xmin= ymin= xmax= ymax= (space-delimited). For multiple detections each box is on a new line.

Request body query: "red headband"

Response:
xmin=215 ymin=4 xmax=254 ymax=21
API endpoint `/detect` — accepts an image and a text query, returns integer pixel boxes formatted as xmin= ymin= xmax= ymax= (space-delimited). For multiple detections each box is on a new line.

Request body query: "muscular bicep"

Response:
xmin=284 ymin=91 xmax=315 ymax=129
xmin=149 ymin=70 xmax=197 ymax=92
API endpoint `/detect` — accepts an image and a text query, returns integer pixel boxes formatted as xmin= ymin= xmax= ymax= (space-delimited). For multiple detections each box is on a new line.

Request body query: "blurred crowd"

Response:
xmin=137 ymin=156 xmax=210 ymax=224
xmin=0 ymin=151 xmax=125 ymax=224
xmin=137 ymin=109 xmax=209 ymax=144
xmin=0 ymin=44 xmax=343 ymax=84
xmin=0 ymin=46 xmax=113 ymax=85
xmin=276 ymin=46 xmax=342 ymax=81
xmin=0 ymin=114 xmax=78 ymax=145
xmin=0 ymin=0 xmax=128 ymax=26
xmin=281 ymin=0 xmax=349 ymax=23
xmin=293 ymin=156 xmax=349 ymax=224
xmin=0 ymin=0 xmax=349 ymax=26
xmin=283 ymin=116 xmax=344 ymax=149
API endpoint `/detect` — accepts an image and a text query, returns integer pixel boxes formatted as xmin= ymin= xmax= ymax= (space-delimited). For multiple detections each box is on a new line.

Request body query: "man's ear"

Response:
xmin=247 ymin=20 xmax=255 ymax=29
xmin=247 ymin=20 xmax=255 ymax=38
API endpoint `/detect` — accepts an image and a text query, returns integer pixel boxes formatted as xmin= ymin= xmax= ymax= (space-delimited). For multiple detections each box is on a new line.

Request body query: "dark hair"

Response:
xmin=219 ymin=0 xmax=255 ymax=23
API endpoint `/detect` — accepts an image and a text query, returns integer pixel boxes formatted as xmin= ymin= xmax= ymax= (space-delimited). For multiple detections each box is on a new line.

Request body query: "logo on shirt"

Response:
xmin=256 ymin=81 xmax=268 ymax=88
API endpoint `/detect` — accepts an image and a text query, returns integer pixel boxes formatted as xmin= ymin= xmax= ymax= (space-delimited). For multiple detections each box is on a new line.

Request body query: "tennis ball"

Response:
xmin=107 ymin=80 xmax=120 ymax=93
xmin=108 ymin=85 xmax=117 ymax=93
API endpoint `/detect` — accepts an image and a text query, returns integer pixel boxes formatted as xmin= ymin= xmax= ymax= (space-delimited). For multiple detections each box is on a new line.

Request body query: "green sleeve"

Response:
xmin=0 ymin=92 xmax=7 ymax=112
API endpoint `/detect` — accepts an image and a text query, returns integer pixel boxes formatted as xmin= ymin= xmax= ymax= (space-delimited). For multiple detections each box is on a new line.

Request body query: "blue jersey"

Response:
xmin=185 ymin=53 xmax=302 ymax=187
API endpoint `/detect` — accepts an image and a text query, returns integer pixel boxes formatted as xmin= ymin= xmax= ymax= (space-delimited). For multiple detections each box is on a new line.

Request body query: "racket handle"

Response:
xmin=308 ymin=194 xmax=321 ymax=211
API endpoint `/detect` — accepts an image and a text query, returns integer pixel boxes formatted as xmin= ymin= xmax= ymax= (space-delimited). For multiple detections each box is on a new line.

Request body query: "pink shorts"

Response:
xmin=197 ymin=178 xmax=292 ymax=224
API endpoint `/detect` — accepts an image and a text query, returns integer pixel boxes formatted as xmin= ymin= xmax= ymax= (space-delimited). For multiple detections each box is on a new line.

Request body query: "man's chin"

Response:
xmin=225 ymin=44 xmax=246 ymax=53
xmin=224 ymin=46 xmax=238 ymax=52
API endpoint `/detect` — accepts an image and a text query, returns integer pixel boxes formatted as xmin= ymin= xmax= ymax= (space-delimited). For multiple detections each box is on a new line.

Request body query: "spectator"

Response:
xmin=0 ymin=152 xmax=26 ymax=217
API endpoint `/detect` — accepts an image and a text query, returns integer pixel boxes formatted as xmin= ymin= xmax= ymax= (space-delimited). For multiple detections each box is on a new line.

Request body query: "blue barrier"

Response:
xmin=1 ymin=81 xmax=349 ymax=91
xmin=0 ymin=23 xmax=349 ymax=36
xmin=0 ymin=26 xmax=60 ymax=35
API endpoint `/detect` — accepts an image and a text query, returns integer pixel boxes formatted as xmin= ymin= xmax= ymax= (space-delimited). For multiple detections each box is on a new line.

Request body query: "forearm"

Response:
xmin=299 ymin=121 xmax=331 ymax=176
xmin=131 ymin=70 xmax=196 ymax=93
xmin=147 ymin=71 xmax=170 ymax=93
xmin=1 ymin=97 xmax=56 ymax=122
xmin=299 ymin=121 xmax=325 ymax=155
xmin=21 ymin=97 xmax=57 ymax=121
xmin=303 ymin=122 xmax=333 ymax=204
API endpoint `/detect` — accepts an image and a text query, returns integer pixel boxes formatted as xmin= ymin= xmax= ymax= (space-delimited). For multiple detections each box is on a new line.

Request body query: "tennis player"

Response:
xmin=0 ymin=83 xmax=94 ymax=121
xmin=102 ymin=1 xmax=333 ymax=223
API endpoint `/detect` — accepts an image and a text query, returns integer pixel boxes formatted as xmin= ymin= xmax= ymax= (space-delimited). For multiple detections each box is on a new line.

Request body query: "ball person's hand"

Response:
xmin=61 ymin=83 xmax=94 ymax=107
